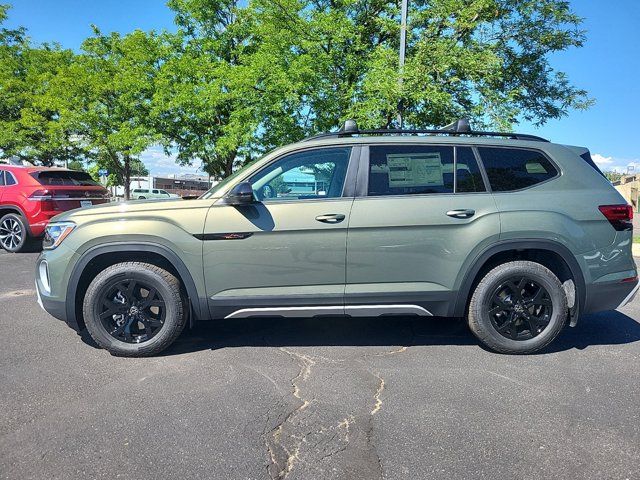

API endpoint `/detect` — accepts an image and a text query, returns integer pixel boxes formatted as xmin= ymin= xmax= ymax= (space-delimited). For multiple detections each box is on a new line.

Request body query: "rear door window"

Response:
xmin=368 ymin=145 xmax=455 ymax=196
xmin=477 ymin=147 xmax=558 ymax=192
xmin=0 ymin=171 xmax=4 ymax=186
xmin=31 ymin=170 xmax=100 ymax=186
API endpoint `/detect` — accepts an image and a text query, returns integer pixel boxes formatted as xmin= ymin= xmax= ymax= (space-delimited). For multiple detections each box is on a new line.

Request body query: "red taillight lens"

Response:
xmin=28 ymin=189 xmax=55 ymax=211
xmin=599 ymin=204 xmax=633 ymax=231
xmin=28 ymin=189 xmax=51 ymax=200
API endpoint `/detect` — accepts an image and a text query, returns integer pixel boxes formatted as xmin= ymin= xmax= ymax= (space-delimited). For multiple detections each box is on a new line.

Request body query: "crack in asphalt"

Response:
xmin=263 ymin=345 xmax=409 ymax=479
xmin=265 ymin=348 xmax=316 ymax=479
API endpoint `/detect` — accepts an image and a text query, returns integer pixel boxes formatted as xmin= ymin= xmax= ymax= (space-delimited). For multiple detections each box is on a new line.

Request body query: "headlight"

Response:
xmin=43 ymin=222 xmax=76 ymax=250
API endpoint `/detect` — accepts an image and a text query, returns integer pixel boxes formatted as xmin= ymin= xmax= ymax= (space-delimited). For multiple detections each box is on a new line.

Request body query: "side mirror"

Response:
xmin=226 ymin=182 xmax=255 ymax=205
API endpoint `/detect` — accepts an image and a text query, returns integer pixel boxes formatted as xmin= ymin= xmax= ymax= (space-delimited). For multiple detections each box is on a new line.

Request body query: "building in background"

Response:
xmin=613 ymin=175 xmax=639 ymax=212
xmin=113 ymin=174 xmax=215 ymax=198
xmin=153 ymin=174 xmax=214 ymax=198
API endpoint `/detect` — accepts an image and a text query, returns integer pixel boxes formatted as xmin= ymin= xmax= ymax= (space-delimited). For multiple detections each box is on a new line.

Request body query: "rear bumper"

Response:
xmin=584 ymin=279 xmax=639 ymax=314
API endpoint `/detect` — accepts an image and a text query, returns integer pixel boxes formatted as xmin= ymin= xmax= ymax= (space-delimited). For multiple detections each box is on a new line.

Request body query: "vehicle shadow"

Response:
xmin=150 ymin=310 xmax=640 ymax=357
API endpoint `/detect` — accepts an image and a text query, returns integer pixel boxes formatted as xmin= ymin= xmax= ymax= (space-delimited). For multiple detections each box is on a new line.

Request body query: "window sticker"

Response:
xmin=381 ymin=153 xmax=444 ymax=187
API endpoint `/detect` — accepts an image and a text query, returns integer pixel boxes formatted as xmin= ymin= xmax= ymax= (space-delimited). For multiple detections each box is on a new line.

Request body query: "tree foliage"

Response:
xmin=0 ymin=0 xmax=592 ymax=181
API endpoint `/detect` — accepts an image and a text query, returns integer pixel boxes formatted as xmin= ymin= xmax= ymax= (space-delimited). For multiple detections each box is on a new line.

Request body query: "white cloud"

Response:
xmin=592 ymin=153 xmax=614 ymax=165
xmin=592 ymin=153 xmax=640 ymax=174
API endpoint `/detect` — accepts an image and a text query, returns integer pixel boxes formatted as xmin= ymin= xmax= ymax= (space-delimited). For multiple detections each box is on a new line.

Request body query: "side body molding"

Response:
xmin=66 ymin=242 xmax=206 ymax=330
xmin=453 ymin=239 xmax=586 ymax=320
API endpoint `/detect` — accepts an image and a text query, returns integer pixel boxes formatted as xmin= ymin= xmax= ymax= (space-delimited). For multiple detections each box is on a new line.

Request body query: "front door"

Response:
xmin=346 ymin=144 xmax=500 ymax=317
xmin=203 ymin=146 xmax=358 ymax=318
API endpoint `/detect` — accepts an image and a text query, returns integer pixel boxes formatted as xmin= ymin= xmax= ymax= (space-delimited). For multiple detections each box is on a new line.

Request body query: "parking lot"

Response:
xmin=1 ymin=251 xmax=639 ymax=480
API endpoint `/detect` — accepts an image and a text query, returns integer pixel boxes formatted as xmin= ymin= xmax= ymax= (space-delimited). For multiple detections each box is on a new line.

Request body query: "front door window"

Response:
xmin=249 ymin=147 xmax=352 ymax=201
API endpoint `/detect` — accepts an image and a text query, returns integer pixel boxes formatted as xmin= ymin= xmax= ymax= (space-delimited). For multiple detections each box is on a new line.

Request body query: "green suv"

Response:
xmin=35 ymin=120 xmax=638 ymax=356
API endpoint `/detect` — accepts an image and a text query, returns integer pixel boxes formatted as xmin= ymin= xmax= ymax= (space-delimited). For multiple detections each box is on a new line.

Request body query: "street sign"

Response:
xmin=98 ymin=169 xmax=109 ymax=176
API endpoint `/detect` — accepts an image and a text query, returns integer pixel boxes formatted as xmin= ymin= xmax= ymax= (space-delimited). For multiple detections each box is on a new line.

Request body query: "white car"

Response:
xmin=131 ymin=188 xmax=179 ymax=200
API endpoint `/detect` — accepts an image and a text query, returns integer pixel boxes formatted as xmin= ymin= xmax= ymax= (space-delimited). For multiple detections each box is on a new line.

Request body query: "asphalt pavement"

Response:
xmin=1 ymin=250 xmax=639 ymax=480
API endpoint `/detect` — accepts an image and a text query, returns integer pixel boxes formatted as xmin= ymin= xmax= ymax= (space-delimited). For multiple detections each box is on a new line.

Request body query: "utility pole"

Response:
xmin=397 ymin=0 xmax=409 ymax=128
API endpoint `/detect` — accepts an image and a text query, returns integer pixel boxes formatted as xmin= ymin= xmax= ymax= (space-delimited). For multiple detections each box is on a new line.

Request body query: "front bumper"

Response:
xmin=35 ymin=280 xmax=68 ymax=322
xmin=35 ymin=248 xmax=83 ymax=331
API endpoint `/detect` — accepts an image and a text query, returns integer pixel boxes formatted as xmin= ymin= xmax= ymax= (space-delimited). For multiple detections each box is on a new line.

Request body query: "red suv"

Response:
xmin=0 ymin=165 xmax=110 ymax=252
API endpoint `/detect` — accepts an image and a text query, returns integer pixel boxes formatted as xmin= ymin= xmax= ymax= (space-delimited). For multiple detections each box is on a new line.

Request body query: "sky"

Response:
xmin=5 ymin=0 xmax=640 ymax=175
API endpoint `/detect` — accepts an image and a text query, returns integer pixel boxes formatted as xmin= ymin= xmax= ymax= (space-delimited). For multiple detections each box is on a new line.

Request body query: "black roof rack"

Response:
xmin=302 ymin=119 xmax=549 ymax=143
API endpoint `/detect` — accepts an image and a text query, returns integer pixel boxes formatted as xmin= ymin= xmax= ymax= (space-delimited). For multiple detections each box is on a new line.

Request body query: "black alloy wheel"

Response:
xmin=488 ymin=276 xmax=553 ymax=341
xmin=97 ymin=278 xmax=166 ymax=344
xmin=467 ymin=260 xmax=568 ymax=354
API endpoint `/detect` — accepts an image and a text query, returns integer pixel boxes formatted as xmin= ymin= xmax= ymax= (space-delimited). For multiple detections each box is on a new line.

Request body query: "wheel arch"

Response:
xmin=66 ymin=242 xmax=205 ymax=331
xmin=453 ymin=239 xmax=586 ymax=322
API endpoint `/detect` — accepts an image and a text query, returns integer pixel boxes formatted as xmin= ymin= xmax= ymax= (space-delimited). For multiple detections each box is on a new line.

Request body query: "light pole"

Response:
xmin=397 ymin=0 xmax=409 ymax=129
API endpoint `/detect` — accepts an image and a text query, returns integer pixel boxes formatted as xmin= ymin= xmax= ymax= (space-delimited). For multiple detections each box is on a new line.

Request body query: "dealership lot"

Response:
xmin=1 ymin=251 xmax=640 ymax=480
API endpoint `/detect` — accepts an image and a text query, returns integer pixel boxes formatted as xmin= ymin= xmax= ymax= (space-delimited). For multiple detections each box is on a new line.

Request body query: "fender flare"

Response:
xmin=66 ymin=242 xmax=205 ymax=330
xmin=453 ymin=239 xmax=586 ymax=319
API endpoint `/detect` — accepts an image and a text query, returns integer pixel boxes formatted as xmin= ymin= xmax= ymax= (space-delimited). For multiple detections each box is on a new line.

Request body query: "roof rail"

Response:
xmin=302 ymin=119 xmax=549 ymax=143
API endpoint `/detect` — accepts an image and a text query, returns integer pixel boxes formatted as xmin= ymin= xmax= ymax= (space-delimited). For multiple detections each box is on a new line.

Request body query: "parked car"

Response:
xmin=35 ymin=120 xmax=637 ymax=356
xmin=131 ymin=188 xmax=179 ymax=200
xmin=0 ymin=166 xmax=110 ymax=252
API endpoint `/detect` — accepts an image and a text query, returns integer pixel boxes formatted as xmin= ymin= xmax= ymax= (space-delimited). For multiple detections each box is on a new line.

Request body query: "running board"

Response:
xmin=223 ymin=304 xmax=432 ymax=319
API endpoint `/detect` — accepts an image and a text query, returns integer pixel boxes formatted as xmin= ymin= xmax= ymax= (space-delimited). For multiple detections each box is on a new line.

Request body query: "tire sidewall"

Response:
xmin=473 ymin=263 xmax=567 ymax=352
xmin=0 ymin=213 xmax=27 ymax=253
xmin=84 ymin=267 xmax=182 ymax=355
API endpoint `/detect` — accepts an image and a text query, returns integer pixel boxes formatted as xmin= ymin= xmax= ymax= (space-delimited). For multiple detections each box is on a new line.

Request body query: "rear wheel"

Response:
xmin=0 ymin=213 xmax=29 ymax=253
xmin=468 ymin=261 xmax=567 ymax=354
xmin=83 ymin=262 xmax=187 ymax=357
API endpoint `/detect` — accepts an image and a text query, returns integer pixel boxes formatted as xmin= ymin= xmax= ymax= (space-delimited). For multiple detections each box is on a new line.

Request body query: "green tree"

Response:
xmin=247 ymin=0 xmax=592 ymax=133
xmin=0 ymin=5 xmax=85 ymax=165
xmin=67 ymin=159 xmax=85 ymax=171
xmin=603 ymin=171 xmax=623 ymax=183
xmin=52 ymin=28 xmax=162 ymax=198
xmin=88 ymin=159 xmax=148 ymax=190
xmin=152 ymin=0 xmax=259 ymax=179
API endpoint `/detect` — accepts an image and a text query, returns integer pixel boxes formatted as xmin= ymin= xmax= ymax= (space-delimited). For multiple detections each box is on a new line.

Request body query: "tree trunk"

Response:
xmin=223 ymin=150 xmax=237 ymax=178
xmin=124 ymin=155 xmax=131 ymax=200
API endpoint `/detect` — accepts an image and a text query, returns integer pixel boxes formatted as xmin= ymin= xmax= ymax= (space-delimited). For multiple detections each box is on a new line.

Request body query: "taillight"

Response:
xmin=28 ymin=189 xmax=54 ymax=211
xmin=598 ymin=204 xmax=633 ymax=231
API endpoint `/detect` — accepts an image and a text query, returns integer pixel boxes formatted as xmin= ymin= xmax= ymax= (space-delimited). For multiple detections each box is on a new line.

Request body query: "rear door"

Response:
xmin=345 ymin=144 xmax=500 ymax=316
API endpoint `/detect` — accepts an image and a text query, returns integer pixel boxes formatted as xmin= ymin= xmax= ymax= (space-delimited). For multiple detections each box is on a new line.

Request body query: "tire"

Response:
xmin=138 ymin=196 xmax=146 ymax=199
xmin=83 ymin=262 xmax=187 ymax=357
xmin=0 ymin=213 xmax=30 ymax=253
xmin=468 ymin=261 xmax=568 ymax=354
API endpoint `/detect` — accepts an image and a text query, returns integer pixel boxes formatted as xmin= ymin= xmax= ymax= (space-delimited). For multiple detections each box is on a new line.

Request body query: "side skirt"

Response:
xmin=223 ymin=304 xmax=432 ymax=319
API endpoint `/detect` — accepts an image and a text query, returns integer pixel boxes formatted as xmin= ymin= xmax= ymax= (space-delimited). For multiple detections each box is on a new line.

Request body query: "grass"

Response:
xmin=634 ymin=236 xmax=640 ymax=244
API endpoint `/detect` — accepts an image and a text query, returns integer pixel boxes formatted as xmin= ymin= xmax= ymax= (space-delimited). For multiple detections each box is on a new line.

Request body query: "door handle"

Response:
xmin=446 ymin=209 xmax=475 ymax=219
xmin=315 ymin=213 xmax=346 ymax=224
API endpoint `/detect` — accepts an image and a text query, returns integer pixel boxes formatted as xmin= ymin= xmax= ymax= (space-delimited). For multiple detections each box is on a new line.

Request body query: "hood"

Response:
xmin=51 ymin=198 xmax=212 ymax=223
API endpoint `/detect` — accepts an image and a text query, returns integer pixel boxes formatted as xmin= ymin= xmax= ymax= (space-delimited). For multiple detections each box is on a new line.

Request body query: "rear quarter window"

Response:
xmin=477 ymin=147 xmax=559 ymax=192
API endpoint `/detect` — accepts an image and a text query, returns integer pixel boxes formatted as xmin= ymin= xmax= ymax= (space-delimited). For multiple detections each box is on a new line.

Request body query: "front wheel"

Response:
xmin=83 ymin=262 xmax=187 ymax=356
xmin=468 ymin=261 xmax=568 ymax=354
